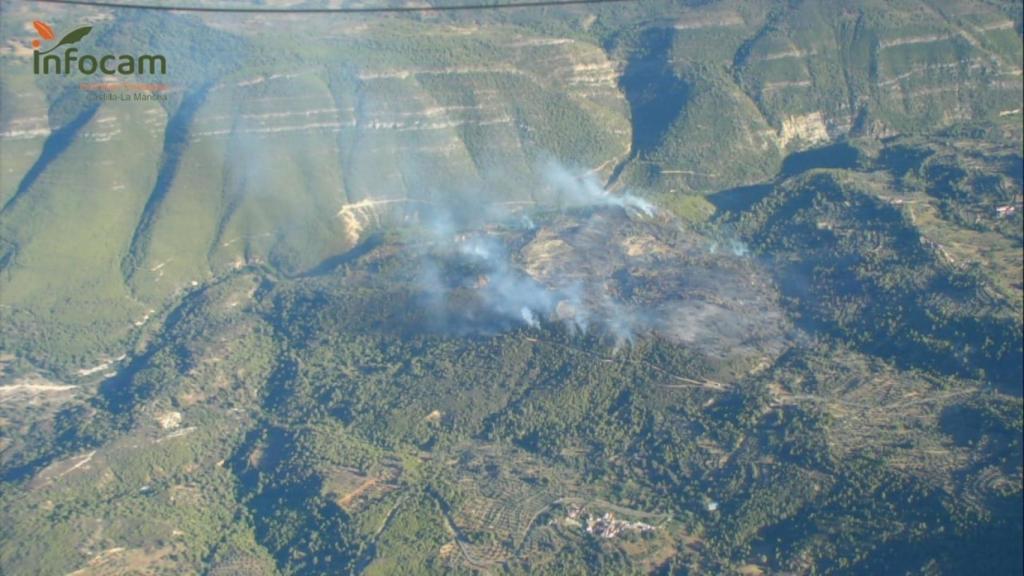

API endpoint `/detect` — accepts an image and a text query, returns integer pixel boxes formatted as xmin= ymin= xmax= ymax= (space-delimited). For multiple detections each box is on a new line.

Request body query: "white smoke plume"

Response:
xmin=541 ymin=159 xmax=656 ymax=216
xmin=405 ymin=159 xmax=785 ymax=356
xmin=411 ymin=160 xmax=661 ymax=345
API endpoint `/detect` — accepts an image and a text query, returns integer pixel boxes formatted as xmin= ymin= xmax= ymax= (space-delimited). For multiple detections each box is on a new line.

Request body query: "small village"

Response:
xmin=563 ymin=505 xmax=656 ymax=540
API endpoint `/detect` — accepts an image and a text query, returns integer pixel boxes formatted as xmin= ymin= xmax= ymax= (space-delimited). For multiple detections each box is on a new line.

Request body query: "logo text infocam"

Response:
xmin=31 ymin=21 xmax=166 ymax=76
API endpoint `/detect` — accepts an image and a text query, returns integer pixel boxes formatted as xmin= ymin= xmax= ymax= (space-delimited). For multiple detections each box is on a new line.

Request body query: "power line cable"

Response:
xmin=26 ymin=0 xmax=641 ymax=14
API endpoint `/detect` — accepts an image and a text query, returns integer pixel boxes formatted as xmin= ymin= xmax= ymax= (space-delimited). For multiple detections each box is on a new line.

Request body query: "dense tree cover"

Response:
xmin=731 ymin=170 xmax=1022 ymax=391
xmin=1 ymin=0 xmax=1021 ymax=572
xmin=3 ymin=182 xmax=1022 ymax=573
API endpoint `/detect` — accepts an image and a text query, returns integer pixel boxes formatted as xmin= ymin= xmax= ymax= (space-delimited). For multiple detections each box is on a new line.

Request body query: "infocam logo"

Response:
xmin=31 ymin=20 xmax=166 ymax=76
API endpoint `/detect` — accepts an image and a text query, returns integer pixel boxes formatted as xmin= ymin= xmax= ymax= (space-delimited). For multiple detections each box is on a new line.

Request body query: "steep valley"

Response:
xmin=0 ymin=1 xmax=1022 ymax=574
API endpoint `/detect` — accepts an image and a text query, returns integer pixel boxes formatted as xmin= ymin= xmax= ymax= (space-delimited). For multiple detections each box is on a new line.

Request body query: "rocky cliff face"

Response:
xmin=617 ymin=0 xmax=1022 ymax=192
xmin=0 ymin=11 xmax=635 ymax=366
xmin=0 ymin=0 xmax=1020 ymax=370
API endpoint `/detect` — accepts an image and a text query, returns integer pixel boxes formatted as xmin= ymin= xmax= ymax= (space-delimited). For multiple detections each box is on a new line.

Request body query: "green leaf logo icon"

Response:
xmin=39 ymin=26 xmax=92 ymax=55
